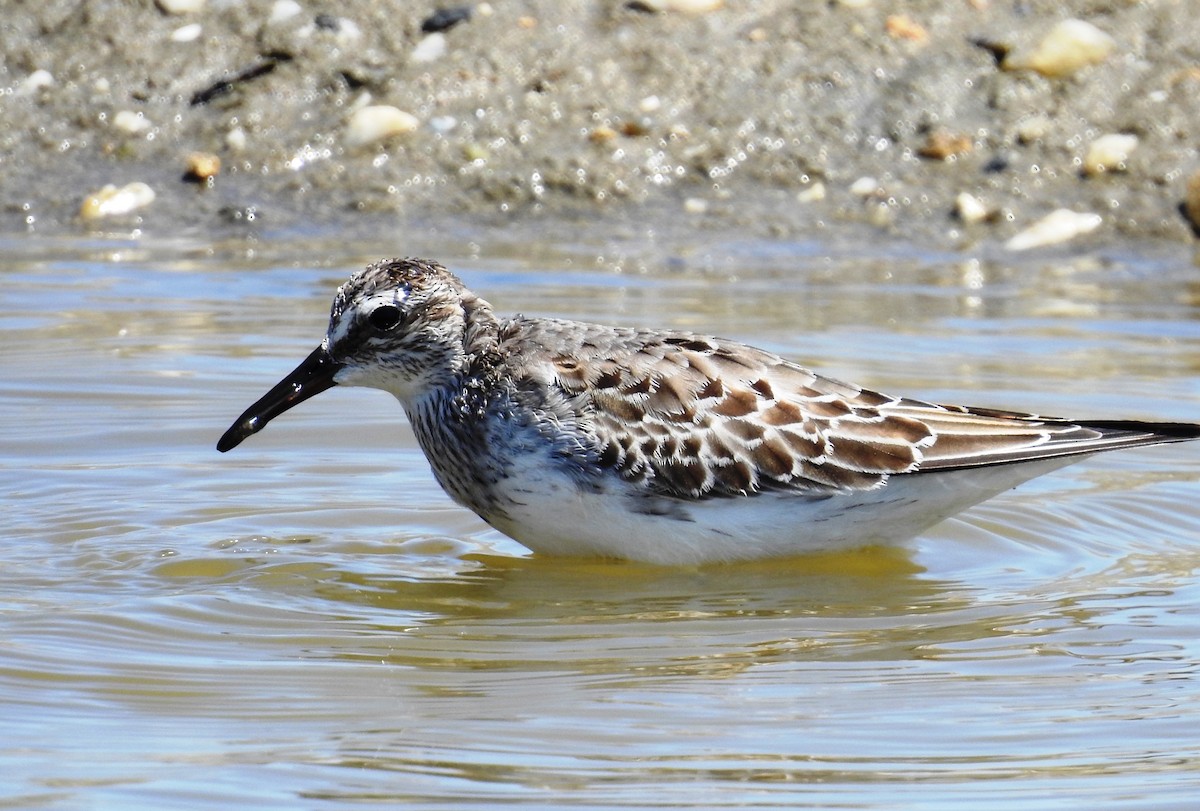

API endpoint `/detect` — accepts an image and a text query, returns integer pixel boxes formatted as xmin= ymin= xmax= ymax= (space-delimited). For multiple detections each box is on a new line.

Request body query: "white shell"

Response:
xmin=1004 ymin=19 xmax=1116 ymax=78
xmin=1015 ymin=114 xmax=1051 ymax=144
xmin=80 ymin=182 xmax=157 ymax=221
xmin=344 ymin=106 xmax=419 ymax=149
xmin=636 ymin=0 xmax=723 ymax=11
xmin=268 ymin=0 xmax=303 ymax=25
xmin=226 ymin=126 xmax=247 ymax=152
xmin=1083 ymin=133 xmax=1138 ymax=175
xmin=955 ymin=192 xmax=989 ymax=224
xmin=170 ymin=23 xmax=203 ymax=43
xmin=113 ymin=110 xmax=152 ymax=135
xmin=1005 ymin=209 xmax=1101 ymax=251
xmin=411 ymin=33 xmax=447 ymax=64
xmin=156 ymin=0 xmax=205 ymax=13
xmin=17 ymin=69 xmax=54 ymax=95
xmin=849 ymin=176 xmax=880 ymax=196
xmin=796 ymin=181 xmax=826 ymax=203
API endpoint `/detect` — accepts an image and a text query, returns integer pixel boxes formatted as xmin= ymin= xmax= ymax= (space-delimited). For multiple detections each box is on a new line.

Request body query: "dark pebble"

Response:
xmin=421 ymin=6 xmax=471 ymax=33
xmin=314 ymin=13 xmax=341 ymax=31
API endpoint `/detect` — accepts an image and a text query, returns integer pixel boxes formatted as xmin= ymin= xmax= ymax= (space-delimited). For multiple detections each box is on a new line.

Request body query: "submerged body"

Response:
xmin=218 ymin=258 xmax=1200 ymax=564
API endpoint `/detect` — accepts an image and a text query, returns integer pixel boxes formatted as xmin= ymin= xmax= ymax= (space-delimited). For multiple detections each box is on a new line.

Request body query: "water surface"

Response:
xmin=3 ymin=221 xmax=1200 ymax=809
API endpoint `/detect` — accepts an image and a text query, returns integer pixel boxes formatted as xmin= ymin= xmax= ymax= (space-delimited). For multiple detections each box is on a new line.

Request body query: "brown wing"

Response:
xmin=524 ymin=324 xmax=924 ymax=498
xmin=513 ymin=319 xmax=1198 ymax=500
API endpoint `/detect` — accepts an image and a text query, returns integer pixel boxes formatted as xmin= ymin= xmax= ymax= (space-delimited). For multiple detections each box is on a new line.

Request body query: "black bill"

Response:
xmin=217 ymin=345 xmax=342 ymax=452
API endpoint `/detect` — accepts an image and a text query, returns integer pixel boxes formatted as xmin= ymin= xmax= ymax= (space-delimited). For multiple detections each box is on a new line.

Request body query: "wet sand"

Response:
xmin=3 ymin=1 xmax=1199 ymax=247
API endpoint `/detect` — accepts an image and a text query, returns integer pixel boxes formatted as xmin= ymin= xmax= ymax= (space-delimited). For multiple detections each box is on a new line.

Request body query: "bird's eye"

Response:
xmin=368 ymin=304 xmax=402 ymax=332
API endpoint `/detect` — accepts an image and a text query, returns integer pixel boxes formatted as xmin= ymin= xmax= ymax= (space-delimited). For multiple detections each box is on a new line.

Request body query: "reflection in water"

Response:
xmin=2 ymin=231 xmax=1200 ymax=808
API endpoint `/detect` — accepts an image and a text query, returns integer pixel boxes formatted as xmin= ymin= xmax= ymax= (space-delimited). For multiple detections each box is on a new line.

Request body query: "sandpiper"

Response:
xmin=218 ymin=258 xmax=1200 ymax=564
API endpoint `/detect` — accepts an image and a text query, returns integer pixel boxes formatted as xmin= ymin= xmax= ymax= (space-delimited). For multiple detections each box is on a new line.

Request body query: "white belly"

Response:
xmin=483 ymin=456 xmax=1079 ymax=565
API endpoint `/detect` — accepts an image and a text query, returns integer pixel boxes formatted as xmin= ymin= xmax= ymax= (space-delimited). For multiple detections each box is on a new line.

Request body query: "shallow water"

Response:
xmin=3 ymin=220 xmax=1200 ymax=809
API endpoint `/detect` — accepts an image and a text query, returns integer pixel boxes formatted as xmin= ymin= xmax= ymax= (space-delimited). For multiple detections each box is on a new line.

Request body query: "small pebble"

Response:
xmin=1005 ymin=209 xmax=1101 ymax=251
xmin=421 ymin=6 xmax=471 ymax=33
xmin=171 ymin=23 xmax=202 ymax=42
xmin=638 ymin=95 xmax=662 ymax=114
xmin=1015 ymin=115 xmax=1051 ymax=144
xmin=918 ymin=130 xmax=972 ymax=161
xmin=867 ymin=202 xmax=894 ymax=228
xmin=80 ymin=182 xmax=156 ymax=221
xmin=411 ymin=33 xmax=447 ymax=64
xmin=1003 ymin=18 xmax=1115 ymax=78
xmin=226 ymin=126 xmax=247 ymax=152
xmin=429 ymin=115 xmax=458 ymax=134
xmin=796 ymin=181 xmax=826 ymax=203
xmin=113 ymin=110 xmax=152 ymax=135
xmin=268 ymin=0 xmax=303 ymax=25
xmin=635 ymin=0 xmax=723 ymax=11
xmin=312 ymin=14 xmax=362 ymax=45
xmin=335 ymin=18 xmax=363 ymax=45
xmin=849 ymin=176 xmax=880 ymax=197
xmin=156 ymin=0 xmax=205 ymax=13
xmin=954 ymin=192 xmax=990 ymax=224
xmin=588 ymin=126 xmax=618 ymax=144
xmin=885 ymin=15 xmax=928 ymax=44
xmin=184 ymin=152 xmax=221 ymax=182
xmin=17 ymin=69 xmax=54 ymax=95
xmin=1082 ymin=133 xmax=1138 ymax=176
xmin=344 ymin=105 xmax=419 ymax=148
xmin=1184 ymin=170 xmax=1200 ymax=235
xmin=620 ymin=120 xmax=649 ymax=137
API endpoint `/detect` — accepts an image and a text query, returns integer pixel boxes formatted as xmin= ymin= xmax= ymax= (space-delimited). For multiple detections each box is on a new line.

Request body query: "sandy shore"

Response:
xmin=3 ymin=0 xmax=1198 ymax=247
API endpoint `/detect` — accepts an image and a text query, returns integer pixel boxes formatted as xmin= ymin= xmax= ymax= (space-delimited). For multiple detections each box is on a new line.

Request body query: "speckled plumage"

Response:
xmin=218 ymin=258 xmax=1200 ymax=564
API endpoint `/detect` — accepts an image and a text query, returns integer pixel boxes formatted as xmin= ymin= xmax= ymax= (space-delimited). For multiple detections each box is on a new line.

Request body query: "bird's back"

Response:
xmin=494 ymin=314 xmax=1200 ymax=501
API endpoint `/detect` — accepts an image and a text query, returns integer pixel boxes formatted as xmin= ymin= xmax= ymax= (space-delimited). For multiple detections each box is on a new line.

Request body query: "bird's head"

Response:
xmin=217 ymin=258 xmax=474 ymax=452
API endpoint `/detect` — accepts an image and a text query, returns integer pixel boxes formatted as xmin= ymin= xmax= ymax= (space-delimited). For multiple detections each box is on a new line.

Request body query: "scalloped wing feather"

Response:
xmin=513 ymin=322 xmax=928 ymax=498
xmin=504 ymin=318 xmax=1196 ymax=502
